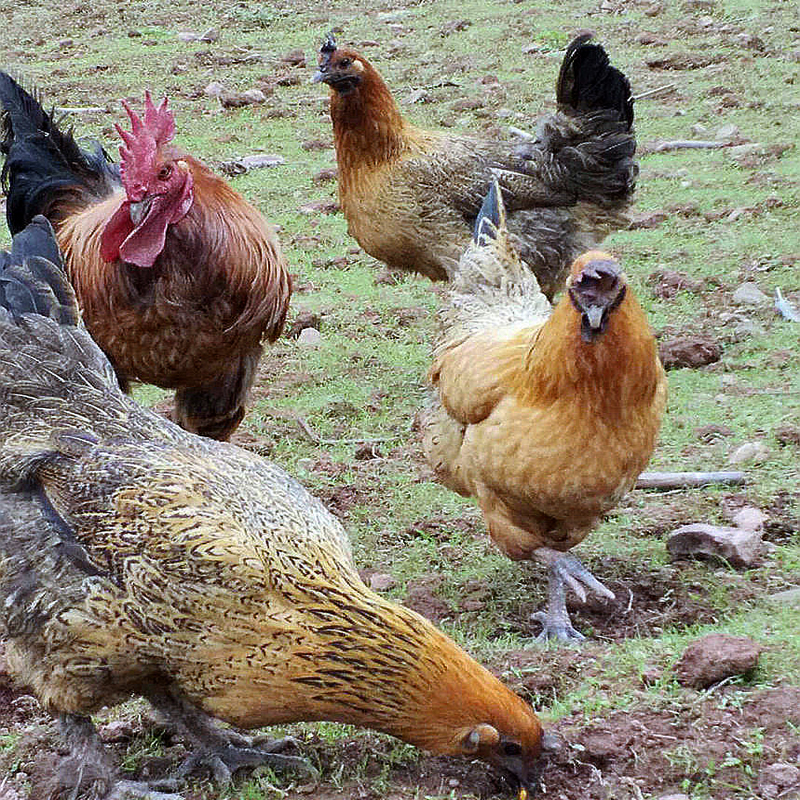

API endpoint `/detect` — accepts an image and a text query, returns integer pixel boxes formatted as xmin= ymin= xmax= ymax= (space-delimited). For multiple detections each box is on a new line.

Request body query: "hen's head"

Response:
xmin=312 ymin=34 xmax=368 ymax=95
xmin=100 ymin=92 xmax=194 ymax=267
xmin=566 ymin=251 xmax=627 ymax=343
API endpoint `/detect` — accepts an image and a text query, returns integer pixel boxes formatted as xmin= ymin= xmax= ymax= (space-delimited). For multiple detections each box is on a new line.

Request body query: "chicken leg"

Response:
xmin=146 ymin=688 xmax=318 ymax=785
xmin=55 ymin=713 xmax=183 ymax=800
xmin=530 ymin=548 xmax=615 ymax=642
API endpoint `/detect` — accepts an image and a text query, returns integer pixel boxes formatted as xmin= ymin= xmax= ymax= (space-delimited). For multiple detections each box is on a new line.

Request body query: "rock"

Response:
xmin=296 ymin=327 xmax=322 ymax=347
xmin=674 ymin=634 xmax=762 ymax=688
xmin=732 ymin=282 xmax=770 ymax=307
xmin=715 ymin=123 xmax=740 ymax=141
xmin=286 ymin=310 xmax=321 ymax=339
xmin=204 ymin=81 xmax=227 ymax=98
xmin=775 ymin=424 xmax=800 ymax=446
xmin=312 ymin=167 xmax=338 ymax=185
xmin=766 ymin=588 xmax=800 ymax=606
xmin=659 ymin=335 xmax=722 ymax=369
xmin=657 ymin=795 xmax=691 ymax=800
xmin=667 ymin=522 xmax=763 ymax=567
xmin=729 ymin=441 xmax=770 ymax=464
xmin=691 ymin=123 xmax=710 ymax=136
xmin=731 ymin=507 xmax=767 ymax=531
xmin=757 ymin=763 xmax=800 ymax=796
xmin=98 ymin=720 xmax=136 ymax=742
xmin=219 ymin=154 xmax=285 ymax=176
xmin=405 ymin=88 xmax=432 ymax=104
xmin=281 ymin=48 xmax=306 ymax=66
xmin=369 ymin=572 xmax=396 ymax=591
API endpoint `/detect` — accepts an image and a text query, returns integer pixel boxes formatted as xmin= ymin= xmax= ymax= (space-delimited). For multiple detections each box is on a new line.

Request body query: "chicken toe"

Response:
xmin=531 ymin=550 xmax=614 ymax=642
xmin=148 ymin=689 xmax=318 ymax=785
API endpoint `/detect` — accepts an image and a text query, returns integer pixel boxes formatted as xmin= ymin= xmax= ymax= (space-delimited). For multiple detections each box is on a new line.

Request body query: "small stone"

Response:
xmin=657 ymin=795 xmax=691 ymax=800
xmin=732 ymin=282 xmax=770 ymax=307
xmin=369 ymin=572 xmax=397 ymax=591
xmin=674 ymin=633 xmax=762 ymax=688
xmin=199 ymin=27 xmax=219 ymax=43
xmin=731 ymin=507 xmax=767 ymax=531
xmin=715 ymin=123 xmax=740 ymax=141
xmin=405 ymin=88 xmax=432 ymax=104
xmin=204 ymin=81 xmax=227 ymax=98
xmin=729 ymin=441 xmax=770 ymax=464
xmin=286 ymin=310 xmax=321 ymax=339
xmin=691 ymin=123 xmax=709 ymax=136
xmin=177 ymin=31 xmax=200 ymax=42
xmin=667 ymin=522 xmax=763 ymax=567
xmin=98 ymin=720 xmax=136 ymax=742
xmin=766 ymin=588 xmax=800 ymax=606
xmin=296 ymin=327 xmax=322 ymax=347
xmin=59 ymin=38 xmax=75 ymax=48
xmin=281 ymin=48 xmax=306 ymax=66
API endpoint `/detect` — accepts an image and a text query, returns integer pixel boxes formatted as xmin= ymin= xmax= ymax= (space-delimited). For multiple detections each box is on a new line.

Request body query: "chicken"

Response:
xmin=313 ymin=33 xmax=636 ymax=300
xmin=421 ymin=181 xmax=667 ymax=641
xmin=0 ymin=217 xmax=546 ymax=799
xmin=0 ymin=75 xmax=291 ymax=441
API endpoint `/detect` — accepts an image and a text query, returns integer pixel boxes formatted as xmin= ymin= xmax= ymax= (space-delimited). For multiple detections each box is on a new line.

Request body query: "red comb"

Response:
xmin=115 ymin=92 xmax=176 ymax=199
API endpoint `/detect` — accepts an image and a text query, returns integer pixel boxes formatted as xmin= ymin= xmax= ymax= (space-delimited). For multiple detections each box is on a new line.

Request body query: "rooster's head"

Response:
xmin=100 ymin=92 xmax=194 ymax=267
xmin=566 ymin=252 xmax=627 ymax=343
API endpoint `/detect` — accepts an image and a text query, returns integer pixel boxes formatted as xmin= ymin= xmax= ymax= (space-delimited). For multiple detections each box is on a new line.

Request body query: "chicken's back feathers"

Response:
xmin=0 ymin=73 xmax=118 ymax=232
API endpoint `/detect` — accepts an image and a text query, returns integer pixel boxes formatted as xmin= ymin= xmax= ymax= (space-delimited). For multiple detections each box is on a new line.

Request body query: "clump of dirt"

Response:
xmin=659 ymin=334 xmax=722 ymax=369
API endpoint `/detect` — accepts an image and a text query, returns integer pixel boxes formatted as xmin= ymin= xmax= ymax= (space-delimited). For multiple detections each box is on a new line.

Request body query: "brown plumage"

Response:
xmin=421 ymin=181 xmax=667 ymax=640
xmin=314 ymin=33 xmax=637 ymax=299
xmin=0 ymin=75 xmax=291 ymax=440
xmin=0 ymin=218 xmax=545 ymax=798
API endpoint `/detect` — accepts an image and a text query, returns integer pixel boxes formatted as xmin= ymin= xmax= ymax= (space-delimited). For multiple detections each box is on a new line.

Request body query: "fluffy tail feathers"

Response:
xmin=0 ymin=216 xmax=80 ymax=325
xmin=444 ymin=180 xmax=550 ymax=334
xmin=0 ymin=71 xmax=117 ymax=233
xmin=556 ymin=33 xmax=634 ymax=130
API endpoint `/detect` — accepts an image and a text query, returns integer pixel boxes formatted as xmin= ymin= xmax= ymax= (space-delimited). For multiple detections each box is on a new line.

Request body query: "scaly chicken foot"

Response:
xmin=57 ymin=713 xmax=183 ymax=800
xmin=531 ymin=549 xmax=615 ymax=642
xmin=147 ymin=689 xmax=318 ymax=786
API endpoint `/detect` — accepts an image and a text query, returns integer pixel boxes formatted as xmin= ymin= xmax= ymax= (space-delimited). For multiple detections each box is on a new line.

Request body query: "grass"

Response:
xmin=1 ymin=0 xmax=799 ymax=798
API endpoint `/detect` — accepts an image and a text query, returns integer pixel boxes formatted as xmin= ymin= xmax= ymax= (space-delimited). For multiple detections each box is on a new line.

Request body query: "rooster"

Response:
xmin=314 ymin=33 xmax=636 ymax=300
xmin=421 ymin=180 xmax=667 ymax=641
xmin=0 ymin=216 xmax=547 ymax=799
xmin=0 ymin=75 xmax=291 ymax=440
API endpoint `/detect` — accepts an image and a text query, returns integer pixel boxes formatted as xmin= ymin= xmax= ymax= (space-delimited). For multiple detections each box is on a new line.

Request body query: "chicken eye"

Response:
xmin=339 ymin=58 xmax=352 ymax=67
xmin=502 ymin=741 xmax=522 ymax=757
xmin=158 ymin=165 xmax=173 ymax=181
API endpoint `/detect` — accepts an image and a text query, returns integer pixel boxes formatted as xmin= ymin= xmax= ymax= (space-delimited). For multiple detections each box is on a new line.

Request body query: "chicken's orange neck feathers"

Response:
xmin=328 ymin=56 xmax=414 ymax=177
xmin=519 ymin=289 xmax=663 ymax=417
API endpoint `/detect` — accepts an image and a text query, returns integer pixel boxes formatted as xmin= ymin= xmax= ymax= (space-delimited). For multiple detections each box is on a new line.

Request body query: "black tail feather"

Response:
xmin=0 ymin=216 xmax=79 ymax=326
xmin=0 ymin=71 xmax=118 ymax=233
xmin=557 ymin=34 xmax=634 ymax=129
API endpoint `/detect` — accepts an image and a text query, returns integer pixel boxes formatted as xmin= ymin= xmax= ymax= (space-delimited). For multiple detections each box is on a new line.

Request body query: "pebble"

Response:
xmin=297 ymin=328 xmax=322 ymax=347
xmin=729 ymin=441 xmax=770 ymax=464
xmin=732 ymin=282 xmax=770 ymax=307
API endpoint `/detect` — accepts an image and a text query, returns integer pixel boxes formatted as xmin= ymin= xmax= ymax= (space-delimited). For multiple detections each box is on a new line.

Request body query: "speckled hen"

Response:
xmin=0 ymin=218 xmax=546 ymax=798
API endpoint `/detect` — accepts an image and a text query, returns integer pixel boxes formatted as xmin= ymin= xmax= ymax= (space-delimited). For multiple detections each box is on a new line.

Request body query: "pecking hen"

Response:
xmin=0 ymin=217 xmax=546 ymax=798
xmin=0 ymin=74 xmax=291 ymax=440
xmin=421 ymin=181 xmax=667 ymax=641
xmin=314 ymin=33 xmax=637 ymax=300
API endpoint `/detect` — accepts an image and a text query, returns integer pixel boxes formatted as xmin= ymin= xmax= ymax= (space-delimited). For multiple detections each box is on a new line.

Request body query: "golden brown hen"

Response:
xmin=0 ymin=75 xmax=291 ymax=441
xmin=0 ymin=218 xmax=546 ymax=799
xmin=422 ymin=181 xmax=667 ymax=640
xmin=314 ymin=33 xmax=637 ymax=300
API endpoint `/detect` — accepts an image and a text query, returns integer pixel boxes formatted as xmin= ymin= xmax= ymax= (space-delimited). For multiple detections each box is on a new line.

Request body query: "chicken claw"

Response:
xmin=531 ymin=551 xmax=615 ymax=642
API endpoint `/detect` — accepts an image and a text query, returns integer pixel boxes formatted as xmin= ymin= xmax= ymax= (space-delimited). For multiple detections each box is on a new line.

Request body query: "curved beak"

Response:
xmin=311 ymin=69 xmax=327 ymax=84
xmin=128 ymin=198 xmax=152 ymax=226
xmin=583 ymin=304 xmax=605 ymax=330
